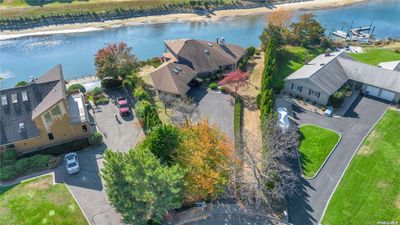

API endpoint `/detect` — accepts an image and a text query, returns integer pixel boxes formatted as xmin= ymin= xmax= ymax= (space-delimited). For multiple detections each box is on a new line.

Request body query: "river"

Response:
xmin=0 ymin=0 xmax=399 ymax=88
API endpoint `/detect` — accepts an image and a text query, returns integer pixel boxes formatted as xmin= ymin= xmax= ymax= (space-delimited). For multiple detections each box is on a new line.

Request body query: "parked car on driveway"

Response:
xmin=277 ymin=107 xmax=290 ymax=132
xmin=324 ymin=106 xmax=334 ymax=117
xmin=117 ymin=97 xmax=130 ymax=116
xmin=65 ymin=152 xmax=80 ymax=174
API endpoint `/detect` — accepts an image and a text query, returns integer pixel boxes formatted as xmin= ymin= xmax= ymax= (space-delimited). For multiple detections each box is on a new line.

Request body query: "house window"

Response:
xmin=296 ymin=85 xmax=303 ymax=92
xmin=51 ymin=105 xmax=61 ymax=116
xmin=291 ymin=83 xmax=294 ymax=90
xmin=44 ymin=112 xmax=52 ymax=124
xmin=48 ymin=133 xmax=54 ymax=140
xmin=82 ymin=125 xmax=88 ymax=132
xmin=11 ymin=94 xmax=18 ymax=103
xmin=308 ymin=90 xmax=321 ymax=98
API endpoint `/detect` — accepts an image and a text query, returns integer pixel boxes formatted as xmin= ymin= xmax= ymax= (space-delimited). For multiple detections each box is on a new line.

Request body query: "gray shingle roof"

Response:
xmin=164 ymin=39 xmax=246 ymax=74
xmin=0 ymin=65 xmax=65 ymax=145
xmin=285 ymin=51 xmax=400 ymax=95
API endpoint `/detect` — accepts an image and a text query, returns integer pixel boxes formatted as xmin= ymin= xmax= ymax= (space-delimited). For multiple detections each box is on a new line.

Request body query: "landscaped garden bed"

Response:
xmin=322 ymin=108 xmax=400 ymax=225
xmin=298 ymin=124 xmax=340 ymax=178
xmin=0 ymin=175 xmax=88 ymax=224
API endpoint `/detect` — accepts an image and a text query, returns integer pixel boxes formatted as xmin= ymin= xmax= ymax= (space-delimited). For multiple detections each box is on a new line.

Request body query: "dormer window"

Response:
xmin=11 ymin=94 xmax=18 ymax=103
xmin=1 ymin=95 xmax=7 ymax=106
xmin=22 ymin=91 xmax=28 ymax=102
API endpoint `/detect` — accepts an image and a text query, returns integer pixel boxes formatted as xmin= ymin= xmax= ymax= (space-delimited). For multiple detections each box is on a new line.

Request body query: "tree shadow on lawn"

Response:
xmin=23 ymin=0 xmax=86 ymax=7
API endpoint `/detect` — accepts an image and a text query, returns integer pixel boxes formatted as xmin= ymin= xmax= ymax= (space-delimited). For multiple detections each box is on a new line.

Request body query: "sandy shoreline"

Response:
xmin=0 ymin=0 xmax=367 ymax=40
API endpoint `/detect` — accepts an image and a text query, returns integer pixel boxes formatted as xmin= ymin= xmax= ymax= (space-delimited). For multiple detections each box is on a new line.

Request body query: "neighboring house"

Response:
xmin=284 ymin=51 xmax=400 ymax=105
xmin=150 ymin=38 xmax=246 ymax=95
xmin=0 ymin=65 xmax=92 ymax=154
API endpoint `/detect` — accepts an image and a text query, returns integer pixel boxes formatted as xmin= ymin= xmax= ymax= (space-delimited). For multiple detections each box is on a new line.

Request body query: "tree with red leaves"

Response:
xmin=218 ymin=69 xmax=250 ymax=94
xmin=95 ymin=42 xmax=138 ymax=80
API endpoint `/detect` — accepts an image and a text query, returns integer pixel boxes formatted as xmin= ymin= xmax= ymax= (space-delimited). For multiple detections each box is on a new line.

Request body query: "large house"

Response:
xmin=150 ymin=38 xmax=246 ymax=95
xmin=0 ymin=65 xmax=92 ymax=154
xmin=284 ymin=51 xmax=400 ymax=105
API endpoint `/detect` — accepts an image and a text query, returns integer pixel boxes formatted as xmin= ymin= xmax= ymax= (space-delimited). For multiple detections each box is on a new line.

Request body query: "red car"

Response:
xmin=117 ymin=97 xmax=130 ymax=116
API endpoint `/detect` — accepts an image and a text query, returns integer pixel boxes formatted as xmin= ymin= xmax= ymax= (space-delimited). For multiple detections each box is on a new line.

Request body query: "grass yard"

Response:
xmin=349 ymin=48 xmax=400 ymax=66
xmin=275 ymin=46 xmax=324 ymax=91
xmin=0 ymin=175 xmax=88 ymax=225
xmin=322 ymin=109 xmax=400 ymax=225
xmin=299 ymin=125 xmax=340 ymax=178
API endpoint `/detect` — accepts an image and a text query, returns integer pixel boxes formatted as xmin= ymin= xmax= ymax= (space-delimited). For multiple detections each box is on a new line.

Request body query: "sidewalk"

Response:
xmin=335 ymin=91 xmax=360 ymax=117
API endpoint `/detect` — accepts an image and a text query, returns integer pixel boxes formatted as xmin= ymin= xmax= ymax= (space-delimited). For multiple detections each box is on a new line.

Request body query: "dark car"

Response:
xmin=117 ymin=97 xmax=130 ymax=116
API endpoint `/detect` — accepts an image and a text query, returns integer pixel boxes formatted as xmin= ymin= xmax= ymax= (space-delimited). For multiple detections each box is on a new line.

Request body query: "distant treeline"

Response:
xmin=0 ymin=0 xmax=306 ymax=31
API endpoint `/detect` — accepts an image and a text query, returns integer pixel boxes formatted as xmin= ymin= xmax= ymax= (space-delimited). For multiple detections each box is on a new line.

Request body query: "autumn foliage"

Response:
xmin=218 ymin=69 xmax=250 ymax=94
xmin=266 ymin=8 xmax=293 ymax=28
xmin=176 ymin=120 xmax=236 ymax=202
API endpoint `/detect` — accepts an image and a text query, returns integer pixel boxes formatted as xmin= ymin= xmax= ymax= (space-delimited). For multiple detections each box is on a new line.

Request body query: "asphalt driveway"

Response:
xmin=287 ymin=96 xmax=389 ymax=225
xmin=54 ymin=88 xmax=143 ymax=225
xmin=188 ymin=87 xmax=234 ymax=139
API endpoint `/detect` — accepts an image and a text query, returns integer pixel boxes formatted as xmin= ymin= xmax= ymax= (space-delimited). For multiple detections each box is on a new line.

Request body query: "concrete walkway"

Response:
xmin=287 ymin=96 xmax=389 ymax=225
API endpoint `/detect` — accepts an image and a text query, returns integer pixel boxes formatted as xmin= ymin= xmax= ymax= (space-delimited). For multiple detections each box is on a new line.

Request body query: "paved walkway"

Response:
xmin=287 ymin=96 xmax=389 ymax=225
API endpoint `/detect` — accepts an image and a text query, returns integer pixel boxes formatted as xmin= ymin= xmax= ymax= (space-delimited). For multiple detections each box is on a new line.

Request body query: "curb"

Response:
xmin=65 ymin=183 xmax=92 ymax=225
xmin=318 ymin=104 xmax=390 ymax=223
xmin=297 ymin=124 xmax=342 ymax=180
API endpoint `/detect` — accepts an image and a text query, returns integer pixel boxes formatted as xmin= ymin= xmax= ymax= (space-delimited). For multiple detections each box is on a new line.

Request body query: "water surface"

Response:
xmin=0 ymin=0 xmax=399 ymax=88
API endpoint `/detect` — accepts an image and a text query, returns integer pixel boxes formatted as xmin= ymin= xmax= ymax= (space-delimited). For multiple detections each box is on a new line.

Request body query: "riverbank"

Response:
xmin=0 ymin=0 xmax=367 ymax=41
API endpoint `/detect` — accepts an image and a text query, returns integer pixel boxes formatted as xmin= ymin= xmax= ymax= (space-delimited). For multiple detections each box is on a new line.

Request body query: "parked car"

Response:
xmin=277 ymin=107 xmax=290 ymax=132
xmin=117 ymin=97 xmax=130 ymax=116
xmin=65 ymin=152 xmax=80 ymax=174
xmin=324 ymin=106 xmax=334 ymax=117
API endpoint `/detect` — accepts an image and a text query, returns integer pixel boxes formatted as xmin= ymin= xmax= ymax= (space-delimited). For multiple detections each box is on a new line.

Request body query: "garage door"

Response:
xmin=379 ymin=90 xmax=395 ymax=101
xmin=365 ymin=85 xmax=380 ymax=97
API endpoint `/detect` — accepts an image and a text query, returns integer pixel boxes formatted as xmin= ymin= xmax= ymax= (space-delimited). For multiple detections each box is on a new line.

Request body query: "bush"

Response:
xmin=15 ymin=81 xmax=29 ymax=87
xmin=219 ymin=86 xmax=226 ymax=93
xmin=133 ymin=87 xmax=150 ymax=101
xmin=89 ymin=132 xmax=103 ymax=146
xmin=90 ymin=87 xmax=103 ymax=96
xmin=68 ymin=83 xmax=86 ymax=93
xmin=29 ymin=155 xmax=51 ymax=168
xmin=101 ymin=78 xmax=122 ymax=89
xmin=95 ymin=97 xmax=110 ymax=105
xmin=209 ymin=82 xmax=218 ymax=89
xmin=144 ymin=106 xmax=162 ymax=132
xmin=233 ymin=96 xmax=243 ymax=148
xmin=134 ymin=100 xmax=151 ymax=119
xmin=1 ymin=149 xmax=17 ymax=166
xmin=0 ymin=165 xmax=16 ymax=181
xmin=15 ymin=158 xmax=31 ymax=174
xmin=246 ymin=46 xmax=256 ymax=58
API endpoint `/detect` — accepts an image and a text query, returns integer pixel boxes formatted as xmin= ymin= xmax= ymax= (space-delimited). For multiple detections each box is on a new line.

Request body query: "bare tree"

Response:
xmin=171 ymin=95 xmax=198 ymax=126
xmin=158 ymin=92 xmax=177 ymax=115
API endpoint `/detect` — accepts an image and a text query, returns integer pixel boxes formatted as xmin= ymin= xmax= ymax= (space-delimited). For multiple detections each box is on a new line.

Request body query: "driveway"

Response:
xmin=55 ymin=88 xmax=143 ymax=225
xmin=93 ymin=88 xmax=142 ymax=152
xmin=188 ymin=87 xmax=235 ymax=139
xmin=287 ymin=96 xmax=389 ymax=225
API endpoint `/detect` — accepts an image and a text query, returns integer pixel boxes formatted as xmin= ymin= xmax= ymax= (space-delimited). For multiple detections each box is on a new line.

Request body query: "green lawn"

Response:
xmin=0 ymin=175 xmax=88 ymax=225
xmin=275 ymin=46 xmax=324 ymax=91
xmin=349 ymin=48 xmax=400 ymax=66
xmin=299 ymin=125 xmax=340 ymax=178
xmin=322 ymin=109 xmax=400 ymax=225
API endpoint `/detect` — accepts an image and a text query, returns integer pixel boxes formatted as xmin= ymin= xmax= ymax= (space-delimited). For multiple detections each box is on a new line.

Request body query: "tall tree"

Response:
xmin=176 ymin=120 xmax=236 ymax=202
xmin=171 ymin=95 xmax=198 ymax=126
xmin=143 ymin=124 xmax=181 ymax=164
xmin=266 ymin=8 xmax=293 ymax=28
xmin=290 ymin=13 xmax=326 ymax=47
xmin=101 ymin=148 xmax=185 ymax=224
xmin=95 ymin=42 xmax=138 ymax=80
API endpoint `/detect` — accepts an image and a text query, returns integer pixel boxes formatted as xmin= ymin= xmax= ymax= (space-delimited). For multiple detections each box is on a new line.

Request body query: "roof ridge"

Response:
xmin=196 ymin=40 xmax=237 ymax=63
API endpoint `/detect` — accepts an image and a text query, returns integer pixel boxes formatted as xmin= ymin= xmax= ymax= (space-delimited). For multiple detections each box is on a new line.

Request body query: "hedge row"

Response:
xmin=233 ymin=95 xmax=243 ymax=149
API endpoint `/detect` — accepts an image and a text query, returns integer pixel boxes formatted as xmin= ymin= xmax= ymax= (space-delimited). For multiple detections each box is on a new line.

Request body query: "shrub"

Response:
xmin=144 ymin=106 xmax=162 ymax=132
xmin=134 ymin=100 xmax=151 ymax=119
xmin=0 ymin=165 xmax=16 ymax=181
xmin=101 ymin=78 xmax=122 ymax=89
xmin=68 ymin=83 xmax=86 ymax=93
xmin=133 ymin=87 xmax=150 ymax=101
xmin=95 ymin=97 xmax=110 ymax=105
xmin=19 ymin=138 xmax=89 ymax=158
xmin=209 ymin=82 xmax=218 ymax=89
xmin=15 ymin=158 xmax=31 ymax=174
xmin=29 ymin=155 xmax=51 ymax=168
xmin=0 ymin=149 xmax=17 ymax=166
xmin=15 ymin=81 xmax=29 ymax=87
xmin=234 ymin=96 xmax=243 ymax=148
xmin=219 ymin=86 xmax=226 ymax=93
xmin=90 ymin=87 xmax=103 ymax=96
xmin=89 ymin=132 xmax=103 ymax=146
xmin=246 ymin=46 xmax=256 ymax=58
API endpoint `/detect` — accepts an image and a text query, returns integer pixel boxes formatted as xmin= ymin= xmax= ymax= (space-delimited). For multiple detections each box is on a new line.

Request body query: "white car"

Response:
xmin=277 ymin=107 xmax=290 ymax=132
xmin=65 ymin=152 xmax=80 ymax=174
